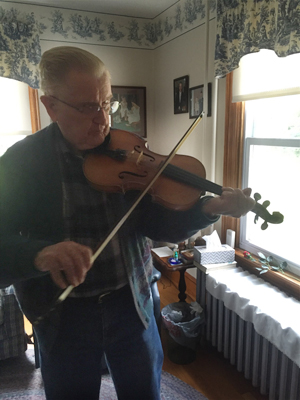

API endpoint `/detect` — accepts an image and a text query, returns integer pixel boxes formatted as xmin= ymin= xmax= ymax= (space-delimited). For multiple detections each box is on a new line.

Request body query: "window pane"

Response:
xmin=245 ymin=95 xmax=300 ymax=139
xmin=244 ymin=144 xmax=300 ymax=268
xmin=243 ymin=96 xmax=300 ymax=275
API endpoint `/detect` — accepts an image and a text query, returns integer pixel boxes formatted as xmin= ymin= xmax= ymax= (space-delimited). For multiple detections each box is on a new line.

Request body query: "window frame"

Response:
xmin=28 ymin=86 xmax=41 ymax=133
xmin=222 ymin=73 xmax=300 ymax=300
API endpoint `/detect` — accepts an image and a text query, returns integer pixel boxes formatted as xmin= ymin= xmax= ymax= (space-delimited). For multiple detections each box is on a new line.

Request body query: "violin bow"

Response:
xmin=33 ymin=112 xmax=205 ymax=324
xmin=90 ymin=112 xmax=205 ymax=264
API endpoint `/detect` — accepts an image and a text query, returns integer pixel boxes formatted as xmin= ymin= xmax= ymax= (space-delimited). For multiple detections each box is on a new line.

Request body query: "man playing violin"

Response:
xmin=0 ymin=46 xmax=255 ymax=400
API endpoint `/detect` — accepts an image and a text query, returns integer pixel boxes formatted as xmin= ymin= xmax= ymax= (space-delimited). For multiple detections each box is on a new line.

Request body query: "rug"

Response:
xmin=0 ymin=348 xmax=208 ymax=400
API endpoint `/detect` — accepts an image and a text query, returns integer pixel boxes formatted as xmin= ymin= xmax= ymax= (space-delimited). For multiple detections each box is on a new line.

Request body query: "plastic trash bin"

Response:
xmin=161 ymin=301 xmax=204 ymax=364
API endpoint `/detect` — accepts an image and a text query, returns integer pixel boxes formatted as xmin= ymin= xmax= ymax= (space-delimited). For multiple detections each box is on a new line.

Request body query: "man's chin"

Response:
xmin=83 ymin=130 xmax=108 ymax=149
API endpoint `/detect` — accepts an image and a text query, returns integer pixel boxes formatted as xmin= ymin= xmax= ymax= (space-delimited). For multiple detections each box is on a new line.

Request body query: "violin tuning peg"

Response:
xmin=262 ymin=200 xmax=270 ymax=208
xmin=254 ymin=192 xmax=261 ymax=201
xmin=261 ymin=221 xmax=268 ymax=230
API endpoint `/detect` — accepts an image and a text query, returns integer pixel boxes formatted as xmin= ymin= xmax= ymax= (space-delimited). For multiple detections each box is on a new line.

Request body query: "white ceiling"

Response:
xmin=12 ymin=0 xmax=179 ymax=19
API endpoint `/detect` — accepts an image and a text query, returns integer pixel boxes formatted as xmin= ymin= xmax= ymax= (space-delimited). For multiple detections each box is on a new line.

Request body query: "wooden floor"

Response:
xmin=158 ymin=276 xmax=268 ymax=400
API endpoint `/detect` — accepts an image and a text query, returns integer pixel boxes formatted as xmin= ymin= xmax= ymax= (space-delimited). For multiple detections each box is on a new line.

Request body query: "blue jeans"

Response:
xmin=38 ymin=285 xmax=163 ymax=400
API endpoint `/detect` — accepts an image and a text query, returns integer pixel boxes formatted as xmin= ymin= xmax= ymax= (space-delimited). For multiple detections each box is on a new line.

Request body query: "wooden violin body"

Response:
xmin=84 ymin=129 xmax=211 ymax=211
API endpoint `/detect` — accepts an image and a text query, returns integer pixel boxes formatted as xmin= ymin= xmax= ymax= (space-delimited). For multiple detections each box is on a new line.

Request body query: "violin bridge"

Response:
xmin=136 ymin=151 xmax=144 ymax=166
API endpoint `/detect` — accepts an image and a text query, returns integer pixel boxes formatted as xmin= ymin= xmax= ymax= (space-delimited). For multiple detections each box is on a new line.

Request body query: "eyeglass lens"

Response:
xmin=110 ymin=101 xmax=119 ymax=114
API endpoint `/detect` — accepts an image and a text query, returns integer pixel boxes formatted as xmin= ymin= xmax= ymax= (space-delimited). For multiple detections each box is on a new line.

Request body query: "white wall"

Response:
xmin=152 ymin=21 xmax=225 ymax=218
xmin=150 ymin=20 xmax=226 ymax=278
xmin=152 ymin=22 xmax=217 ymax=173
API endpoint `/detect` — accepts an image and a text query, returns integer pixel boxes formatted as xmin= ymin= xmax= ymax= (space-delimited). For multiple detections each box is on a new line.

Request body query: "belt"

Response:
xmin=97 ymin=284 xmax=129 ymax=303
xmin=66 ymin=284 xmax=129 ymax=304
xmin=98 ymin=291 xmax=112 ymax=302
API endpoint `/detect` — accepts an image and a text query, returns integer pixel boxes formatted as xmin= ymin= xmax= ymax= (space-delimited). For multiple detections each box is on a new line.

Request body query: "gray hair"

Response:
xmin=39 ymin=46 xmax=110 ymax=94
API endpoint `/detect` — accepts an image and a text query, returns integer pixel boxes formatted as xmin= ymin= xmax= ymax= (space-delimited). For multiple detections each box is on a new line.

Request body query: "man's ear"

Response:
xmin=40 ymin=95 xmax=58 ymax=122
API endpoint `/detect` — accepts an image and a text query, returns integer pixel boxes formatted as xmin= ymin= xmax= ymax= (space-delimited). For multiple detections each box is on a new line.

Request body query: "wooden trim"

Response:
xmin=28 ymin=86 xmax=41 ymax=133
xmin=221 ymin=72 xmax=245 ymax=246
xmin=235 ymin=249 xmax=300 ymax=301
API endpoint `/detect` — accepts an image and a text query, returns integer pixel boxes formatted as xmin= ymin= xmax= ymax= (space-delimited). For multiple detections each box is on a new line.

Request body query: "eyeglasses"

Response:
xmin=50 ymin=96 xmax=120 ymax=116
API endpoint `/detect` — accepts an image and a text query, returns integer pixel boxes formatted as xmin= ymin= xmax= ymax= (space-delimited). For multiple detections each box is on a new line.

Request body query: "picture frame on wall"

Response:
xmin=189 ymin=84 xmax=204 ymax=119
xmin=111 ymin=86 xmax=147 ymax=137
xmin=174 ymin=75 xmax=189 ymax=114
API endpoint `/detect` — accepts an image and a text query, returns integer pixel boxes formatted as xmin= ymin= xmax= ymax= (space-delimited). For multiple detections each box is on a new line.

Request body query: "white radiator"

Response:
xmin=196 ymin=268 xmax=300 ymax=400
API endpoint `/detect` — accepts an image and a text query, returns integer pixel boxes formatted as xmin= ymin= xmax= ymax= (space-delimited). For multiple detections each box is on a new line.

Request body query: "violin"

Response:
xmin=84 ymin=129 xmax=284 ymax=230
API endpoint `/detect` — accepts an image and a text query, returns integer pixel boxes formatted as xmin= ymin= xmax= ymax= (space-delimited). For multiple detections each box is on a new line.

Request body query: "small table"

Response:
xmin=151 ymin=247 xmax=195 ymax=302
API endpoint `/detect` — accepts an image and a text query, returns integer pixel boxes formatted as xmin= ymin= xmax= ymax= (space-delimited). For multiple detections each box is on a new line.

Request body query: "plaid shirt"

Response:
xmin=56 ymin=134 xmax=128 ymax=297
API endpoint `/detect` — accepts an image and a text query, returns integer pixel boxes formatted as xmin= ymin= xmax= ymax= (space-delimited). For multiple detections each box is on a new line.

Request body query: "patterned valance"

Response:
xmin=0 ymin=6 xmax=41 ymax=88
xmin=215 ymin=0 xmax=300 ymax=78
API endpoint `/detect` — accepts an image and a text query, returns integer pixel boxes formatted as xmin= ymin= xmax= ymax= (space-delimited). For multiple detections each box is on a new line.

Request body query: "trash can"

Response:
xmin=161 ymin=301 xmax=204 ymax=365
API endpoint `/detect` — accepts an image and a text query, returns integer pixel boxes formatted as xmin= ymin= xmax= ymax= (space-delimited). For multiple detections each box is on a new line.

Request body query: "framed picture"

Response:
xmin=111 ymin=86 xmax=147 ymax=137
xmin=189 ymin=85 xmax=204 ymax=119
xmin=174 ymin=75 xmax=189 ymax=114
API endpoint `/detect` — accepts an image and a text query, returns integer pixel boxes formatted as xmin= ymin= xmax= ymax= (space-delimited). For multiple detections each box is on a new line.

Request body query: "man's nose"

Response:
xmin=92 ymin=109 xmax=107 ymax=124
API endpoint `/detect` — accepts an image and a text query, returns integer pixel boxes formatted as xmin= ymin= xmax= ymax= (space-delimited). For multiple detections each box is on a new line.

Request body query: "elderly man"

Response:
xmin=0 ymin=46 xmax=254 ymax=400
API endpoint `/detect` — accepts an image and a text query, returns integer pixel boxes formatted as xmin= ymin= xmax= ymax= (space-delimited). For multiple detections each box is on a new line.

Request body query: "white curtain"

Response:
xmin=206 ymin=267 xmax=300 ymax=368
xmin=232 ymin=49 xmax=300 ymax=102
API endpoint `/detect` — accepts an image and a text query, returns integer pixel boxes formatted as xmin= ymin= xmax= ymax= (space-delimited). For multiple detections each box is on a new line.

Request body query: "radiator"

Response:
xmin=205 ymin=291 xmax=300 ymax=400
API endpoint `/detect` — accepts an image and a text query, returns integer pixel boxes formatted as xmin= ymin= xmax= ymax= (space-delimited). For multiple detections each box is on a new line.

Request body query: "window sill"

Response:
xmin=235 ymin=248 xmax=300 ymax=301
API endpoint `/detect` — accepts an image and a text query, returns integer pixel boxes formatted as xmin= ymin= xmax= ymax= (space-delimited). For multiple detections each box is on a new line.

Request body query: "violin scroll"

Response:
xmin=252 ymin=193 xmax=284 ymax=230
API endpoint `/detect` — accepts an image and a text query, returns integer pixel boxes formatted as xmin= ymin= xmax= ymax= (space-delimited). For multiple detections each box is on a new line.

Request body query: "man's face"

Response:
xmin=42 ymin=70 xmax=112 ymax=151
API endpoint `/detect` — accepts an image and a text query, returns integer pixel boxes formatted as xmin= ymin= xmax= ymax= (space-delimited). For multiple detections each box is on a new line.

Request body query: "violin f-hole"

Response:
xmin=119 ymin=170 xmax=148 ymax=180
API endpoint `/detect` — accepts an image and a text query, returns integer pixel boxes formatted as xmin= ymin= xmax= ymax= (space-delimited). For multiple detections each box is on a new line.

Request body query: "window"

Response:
xmin=0 ymin=77 xmax=31 ymax=155
xmin=225 ymin=50 xmax=300 ymax=279
xmin=240 ymin=95 xmax=300 ymax=276
xmin=0 ymin=77 xmax=40 ymax=156
xmin=0 ymin=135 xmax=27 ymax=157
